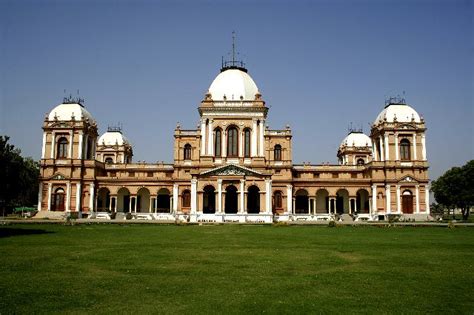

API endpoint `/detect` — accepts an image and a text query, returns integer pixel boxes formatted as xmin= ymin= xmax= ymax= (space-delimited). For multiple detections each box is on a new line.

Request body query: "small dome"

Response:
xmin=208 ymin=68 xmax=259 ymax=101
xmin=340 ymin=132 xmax=372 ymax=148
xmin=374 ymin=104 xmax=421 ymax=125
xmin=98 ymin=131 xmax=130 ymax=146
xmin=48 ymin=103 xmax=93 ymax=121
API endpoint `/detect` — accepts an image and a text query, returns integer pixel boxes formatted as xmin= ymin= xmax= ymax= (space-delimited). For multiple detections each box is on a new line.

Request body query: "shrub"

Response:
xmin=328 ymin=220 xmax=337 ymax=228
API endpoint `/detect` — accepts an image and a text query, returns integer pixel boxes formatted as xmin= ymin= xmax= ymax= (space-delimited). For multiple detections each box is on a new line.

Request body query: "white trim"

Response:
xmin=396 ymin=185 xmax=401 ymax=214
xmin=421 ymin=134 xmax=426 ymax=160
xmin=217 ymin=179 xmax=223 ymax=213
xmin=191 ymin=179 xmax=197 ymax=214
xmin=75 ymin=183 xmax=81 ymax=212
xmin=286 ymin=185 xmax=292 ymax=214
xmin=239 ymin=179 xmax=245 ymax=213
xmin=415 ymin=185 xmax=420 ymax=213
xmin=265 ymin=179 xmax=272 ymax=213
xmin=208 ymin=120 xmax=214 ymax=156
xmin=425 ymin=184 xmax=430 ymax=213
xmin=89 ymin=183 xmax=95 ymax=212
xmin=41 ymin=133 xmax=46 ymax=159
xmin=173 ymin=184 xmax=179 ymax=213
xmin=259 ymin=120 xmax=265 ymax=157
xmin=37 ymin=182 xmax=43 ymax=211
xmin=68 ymin=131 xmax=73 ymax=159
xmin=251 ymin=120 xmax=257 ymax=157
xmin=413 ymin=134 xmax=417 ymax=160
xmin=66 ymin=182 xmax=71 ymax=211
xmin=201 ymin=120 xmax=206 ymax=155
xmin=371 ymin=185 xmax=377 ymax=215
xmin=385 ymin=185 xmax=391 ymax=214
xmin=50 ymin=131 xmax=56 ymax=158
xmin=384 ymin=134 xmax=389 ymax=161
xmin=395 ymin=134 xmax=399 ymax=161
xmin=47 ymin=183 xmax=52 ymax=211
xmin=379 ymin=136 xmax=384 ymax=161
xmin=78 ymin=132 xmax=84 ymax=159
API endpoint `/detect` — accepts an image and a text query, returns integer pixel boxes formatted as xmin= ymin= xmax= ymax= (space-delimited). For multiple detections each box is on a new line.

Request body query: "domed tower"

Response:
xmin=96 ymin=127 xmax=133 ymax=164
xmin=337 ymin=130 xmax=372 ymax=165
xmin=369 ymin=96 xmax=429 ymax=218
xmin=38 ymin=96 xmax=99 ymax=217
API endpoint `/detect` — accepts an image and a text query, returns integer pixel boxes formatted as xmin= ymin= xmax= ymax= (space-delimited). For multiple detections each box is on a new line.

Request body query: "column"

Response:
xmin=379 ymin=136 xmax=384 ymax=161
xmin=239 ymin=130 xmax=243 ymax=157
xmin=421 ymin=134 xmax=427 ymax=161
xmin=78 ymin=132 xmax=84 ymax=159
xmin=208 ymin=120 xmax=214 ymax=156
xmin=200 ymin=120 xmax=206 ymax=155
xmin=349 ymin=198 xmax=355 ymax=214
xmin=173 ymin=184 xmax=179 ymax=213
xmin=385 ymin=185 xmax=391 ymax=214
xmin=109 ymin=196 xmax=113 ymax=212
xmin=134 ymin=196 xmax=137 ymax=213
xmin=425 ymin=184 xmax=430 ymax=213
xmin=396 ymin=185 xmax=401 ymax=214
xmin=47 ymin=183 xmax=52 ymax=211
xmin=50 ymin=131 xmax=56 ymax=158
xmin=415 ymin=185 xmax=420 ymax=213
xmin=372 ymin=184 xmax=377 ymax=214
xmin=354 ymin=197 xmax=358 ymax=213
xmin=41 ymin=133 xmax=46 ymax=159
xmin=259 ymin=120 xmax=265 ymax=157
xmin=128 ymin=196 xmax=132 ymax=213
xmin=413 ymin=134 xmax=417 ymax=160
xmin=384 ymin=134 xmax=389 ymax=161
xmin=372 ymin=141 xmax=377 ymax=161
xmin=191 ymin=179 xmax=197 ymax=214
xmin=37 ymin=182 xmax=43 ymax=211
xmin=75 ymin=183 xmax=81 ymax=212
xmin=395 ymin=134 xmax=399 ymax=161
xmin=217 ymin=179 xmax=223 ymax=213
xmin=265 ymin=179 xmax=272 ymax=213
xmin=68 ymin=131 xmax=74 ymax=158
xmin=89 ymin=183 xmax=95 ymax=212
xmin=286 ymin=185 xmax=292 ymax=214
xmin=222 ymin=130 xmax=227 ymax=158
xmin=169 ymin=196 xmax=173 ymax=213
xmin=239 ymin=180 xmax=245 ymax=213
xmin=66 ymin=182 xmax=71 ymax=211
xmin=155 ymin=197 xmax=158 ymax=213
xmin=251 ymin=120 xmax=257 ymax=157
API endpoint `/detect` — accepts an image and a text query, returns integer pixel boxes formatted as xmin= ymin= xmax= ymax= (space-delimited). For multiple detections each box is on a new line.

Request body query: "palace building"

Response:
xmin=37 ymin=59 xmax=431 ymax=222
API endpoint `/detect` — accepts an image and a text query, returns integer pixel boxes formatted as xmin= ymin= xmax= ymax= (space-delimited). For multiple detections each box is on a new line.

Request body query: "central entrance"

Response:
xmin=225 ymin=185 xmax=238 ymax=214
xmin=247 ymin=185 xmax=260 ymax=214
xmin=203 ymin=185 xmax=216 ymax=214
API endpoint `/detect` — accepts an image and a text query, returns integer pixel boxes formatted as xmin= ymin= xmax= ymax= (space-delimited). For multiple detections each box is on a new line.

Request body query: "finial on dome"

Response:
xmin=220 ymin=31 xmax=247 ymax=72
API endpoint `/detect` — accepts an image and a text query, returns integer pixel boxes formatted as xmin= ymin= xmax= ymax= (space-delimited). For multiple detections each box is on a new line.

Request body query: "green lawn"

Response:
xmin=0 ymin=224 xmax=473 ymax=314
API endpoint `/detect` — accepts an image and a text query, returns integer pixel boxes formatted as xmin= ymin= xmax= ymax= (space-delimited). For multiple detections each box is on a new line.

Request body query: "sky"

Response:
xmin=0 ymin=0 xmax=472 ymax=180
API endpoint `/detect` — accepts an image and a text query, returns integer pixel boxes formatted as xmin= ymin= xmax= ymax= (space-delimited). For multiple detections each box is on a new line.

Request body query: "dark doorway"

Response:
xmin=336 ymin=195 xmax=344 ymax=214
xmin=123 ymin=195 xmax=130 ymax=213
xmin=203 ymin=185 xmax=216 ymax=214
xmin=225 ymin=185 xmax=238 ymax=214
xmin=402 ymin=194 xmax=414 ymax=214
xmin=247 ymin=185 xmax=260 ymax=214
xmin=157 ymin=188 xmax=170 ymax=213
xmin=295 ymin=190 xmax=309 ymax=214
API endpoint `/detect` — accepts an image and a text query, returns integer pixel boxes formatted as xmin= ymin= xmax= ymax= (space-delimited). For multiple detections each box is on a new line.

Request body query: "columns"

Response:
xmin=173 ymin=184 xmax=179 ymax=213
xmin=78 ymin=132 xmax=84 ymax=159
xmin=395 ymin=134 xmax=399 ymax=161
xmin=251 ymin=120 xmax=257 ymax=157
xmin=329 ymin=198 xmax=336 ymax=214
xmin=349 ymin=198 xmax=356 ymax=214
xmin=47 ymin=183 xmax=52 ymax=211
xmin=41 ymin=133 xmax=46 ymax=159
xmin=200 ymin=120 xmax=206 ymax=155
xmin=385 ymin=185 xmax=391 ymax=214
xmin=396 ymin=185 xmax=401 ymax=214
xmin=169 ymin=195 xmax=173 ymax=213
xmin=415 ymin=185 xmax=420 ymax=213
xmin=239 ymin=180 xmax=245 ymax=213
xmin=425 ymin=184 xmax=430 ymax=214
xmin=217 ymin=179 xmax=223 ymax=213
xmin=259 ymin=120 xmax=265 ymax=157
xmin=421 ymin=134 xmax=427 ymax=161
xmin=149 ymin=197 xmax=153 ymax=213
xmin=191 ymin=179 xmax=197 ymax=214
xmin=384 ymin=134 xmax=389 ymax=161
xmin=239 ymin=129 xmax=243 ymax=157
xmin=89 ymin=183 xmax=95 ymax=212
xmin=68 ymin=131 xmax=74 ymax=158
xmin=50 ymin=131 xmax=56 ymax=158
xmin=75 ymin=183 xmax=81 ymax=212
xmin=207 ymin=120 xmax=214 ymax=156
xmin=372 ymin=184 xmax=377 ymax=214
xmin=379 ymin=136 xmax=384 ymax=161
xmin=372 ymin=141 xmax=377 ymax=161
xmin=413 ymin=134 xmax=417 ymax=160
xmin=66 ymin=182 xmax=71 ymax=211
xmin=222 ymin=130 xmax=227 ymax=158
xmin=37 ymin=182 xmax=43 ymax=211
xmin=286 ymin=185 xmax=292 ymax=214
xmin=265 ymin=179 xmax=272 ymax=213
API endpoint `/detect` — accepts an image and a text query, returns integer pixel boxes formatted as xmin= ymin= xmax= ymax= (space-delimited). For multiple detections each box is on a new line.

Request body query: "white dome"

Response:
xmin=98 ymin=131 xmax=130 ymax=146
xmin=340 ymin=132 xmax=372 ymax=148
xmin=48 ymin=103 xmax=93 ymax=121
xmin=374 ymin=104 xmax=421 ymax=124
xmin=208 ymin=69 xmax=259 ymax=101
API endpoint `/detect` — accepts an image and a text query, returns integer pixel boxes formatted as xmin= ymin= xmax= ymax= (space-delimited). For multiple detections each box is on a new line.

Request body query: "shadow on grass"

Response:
xmin=0 ymin=228 xmax=54 ymax=238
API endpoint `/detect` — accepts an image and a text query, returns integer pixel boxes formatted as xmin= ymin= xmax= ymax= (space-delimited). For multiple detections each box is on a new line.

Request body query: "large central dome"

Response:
xmin=208 ymin=68 xmax=259 ymax=101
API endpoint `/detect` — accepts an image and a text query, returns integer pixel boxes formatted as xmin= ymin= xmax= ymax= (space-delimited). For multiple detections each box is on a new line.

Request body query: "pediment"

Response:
xmin=398 ymin=175 xmax=419 ymax=183
xmin=50 ymin=173 xmax=68 ymax=180
xmin=200 ymin=164 xmax=262 ymax=177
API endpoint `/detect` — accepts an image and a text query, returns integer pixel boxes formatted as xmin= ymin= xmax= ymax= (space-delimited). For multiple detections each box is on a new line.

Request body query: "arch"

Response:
xmin=247 ymin=185 xmax=260 ymax=214
xmin=137 ymin=188 xmax=150 ymax=213
xmin=400 ymin=139 xmax=411 ymax=161
xmin=273 ymin=191 xmax=283 ymax=212
xmin=243 ymin=128 xmax=251 ymax=157
xmin=227 ymin=126 xmax=238 ymax=157
xmin=356 ymin=189 xmax=370 ymax=213
xmin=184 ymin=144 xmax=192 ymax=160
xmin=157 ymin=188 xmax=171 ymax=213
xmin=214 ymin=128 xmax=222 ymax=157
xmin=225 ymin=185 xmax=238 ymax=214
xmin=336 ymin=189 xmax=349 ymax=214
xmin=52 ymin=187 xmax=65 ymax=211
xmin=357 ymin=158 xmax=365 ymax=165
xmin=203 ymin=185 xmax=216 ymax=214
xmin=86 ymin=137 xmax=94 ymax=160
xmin=274 ymin=144 xmax=282 ymax=161
xmin=402 ymin=189 xmax=414 ymax=214
xmin=117 ymin=187 xmax=130 ymax=212
xmin=295 ymin=189 xmax=309 ymax=214
xmin=182 ymin=190 xmax=191 ymax=208
xmin=316 ymin=189 xmax=329 ymax=213
xmin=104 ymin=157 xmax=114 ymax=164
xmin=97 ymin=187 xmax=110 ymax=212
xmin=57 ymin=137 xmax=68 ymax=159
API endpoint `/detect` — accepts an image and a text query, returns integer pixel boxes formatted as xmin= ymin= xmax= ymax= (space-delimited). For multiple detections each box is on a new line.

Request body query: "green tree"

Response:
xmin=431 ymin=160 xmax=474 ymax=220
xmin=0 ymin=136 xmax=39 ymax=215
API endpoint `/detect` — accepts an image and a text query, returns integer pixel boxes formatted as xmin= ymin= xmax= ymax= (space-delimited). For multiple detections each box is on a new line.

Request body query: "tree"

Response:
xmin=431 ymin=160 xmax=474 ymax=220
xmin=0 ymin=136 xmax=39 ymax=216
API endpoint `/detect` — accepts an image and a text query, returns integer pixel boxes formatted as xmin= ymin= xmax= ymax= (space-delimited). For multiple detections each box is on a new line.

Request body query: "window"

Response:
xmin=227 ymin=127 xmax=238 ymax=157
xmin=274 ymin=191 xmax=282 ymax=209
xmin=52 ymin=188 xmax=65 ymax=211
xmin=104 ymin=157 xmax=113 ymax=164
xmin=184 ymin=144 xmax=192 ymax=160
xmin=357 ymin=158 xmax=365 ymax=165
xmin=244 ymin=128 xmax=251 ymax=157
xmin=274 ymin=144 xmax=282 ymax=161
xmin=57 ymin=137 xmax=68 ymax=159
xmin=86 ymin=137 xmax=94 ymax=159
xmin=214 ymin=129 xmax=222 ymax=157
xmin=182 ymin=190 xmax=191 ymax=208
xmin=400 ymin=139 xmax=411 ymax=160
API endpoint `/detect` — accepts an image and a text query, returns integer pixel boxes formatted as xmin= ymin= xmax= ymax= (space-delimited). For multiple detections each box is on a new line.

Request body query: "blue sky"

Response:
xmin=0 ymin=0 xmax=472 ymax=180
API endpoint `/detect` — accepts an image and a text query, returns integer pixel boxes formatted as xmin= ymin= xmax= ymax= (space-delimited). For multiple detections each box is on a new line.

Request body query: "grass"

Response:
xmin=0 ymin=224 xmax=473 ymax=314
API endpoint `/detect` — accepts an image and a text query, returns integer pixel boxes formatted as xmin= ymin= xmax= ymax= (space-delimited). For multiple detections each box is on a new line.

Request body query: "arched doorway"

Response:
xmin=295 ymin=189 xmax=309 ymax=214
xmin=97 ymin=188 xmax=110 ymax=212
xmin=247 ymin=185 xmax=260 ymax=214
xmin=137 ymin=188 xmax=150 ymax=213
xmin=52 ymin=187 xmax=65 ymax=211
xmin=157 ymin=188 xmax=171 ymax=213
xmin=225 ymin=185 xmax=238 ymax=214
xmin=356 ymin=189 xmax=370 ymax=213
xmin=316 ymin=189 xmax=329 ymax=213
xmin=203 ymin=185 xmax=216 ymax=214
xmin=336 ymin=189 xmax=349 ymax=214
xmin=117 ymin=188 xmax=130 ymax=213
xmin=402 ymin=190 xmax=414 ymax=214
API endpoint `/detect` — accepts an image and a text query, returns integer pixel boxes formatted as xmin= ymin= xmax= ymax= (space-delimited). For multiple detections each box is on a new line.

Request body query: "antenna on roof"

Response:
xmin=232 ymin=30 xmax=236 ymax=64
xmin=221 ymin=31 xmax=246 ymax=72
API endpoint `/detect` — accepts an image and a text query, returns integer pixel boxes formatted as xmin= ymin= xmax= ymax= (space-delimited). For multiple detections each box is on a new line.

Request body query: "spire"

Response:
xmin=221 ymin=31 xmax=247 ymax=72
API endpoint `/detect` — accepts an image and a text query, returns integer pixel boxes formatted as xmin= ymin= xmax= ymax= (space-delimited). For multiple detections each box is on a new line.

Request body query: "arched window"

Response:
xmin=274 ymin=144 xmax=282 ymax=161
xmin=214 ymin=128 xmax=222 ymax=157
xmin=357 ymin=158 xmax=365 ymax=165
xmin=57 ymin=137 xmax=68 ymax=159
xmin=244 ymin=129 xmax=251 ymax=157
xmin=184 ymin=144 xmax=192 ymax=160
xmin=104 ymin=157 xmax=113 ymax=164
xmin=400 ymin=139 xmax=411 ymax=161
xmin=182 ymin=190 xmax=191 ymax=208
xmin=53 ymin=188 xmax=65 ymax=211
xmin=86 ymin=137 xmax=94 ymax=160
xmin=227 ymin=127 xmax=238 ymax=157
xmin=274 ymin=191 xmax=283 ymax=209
